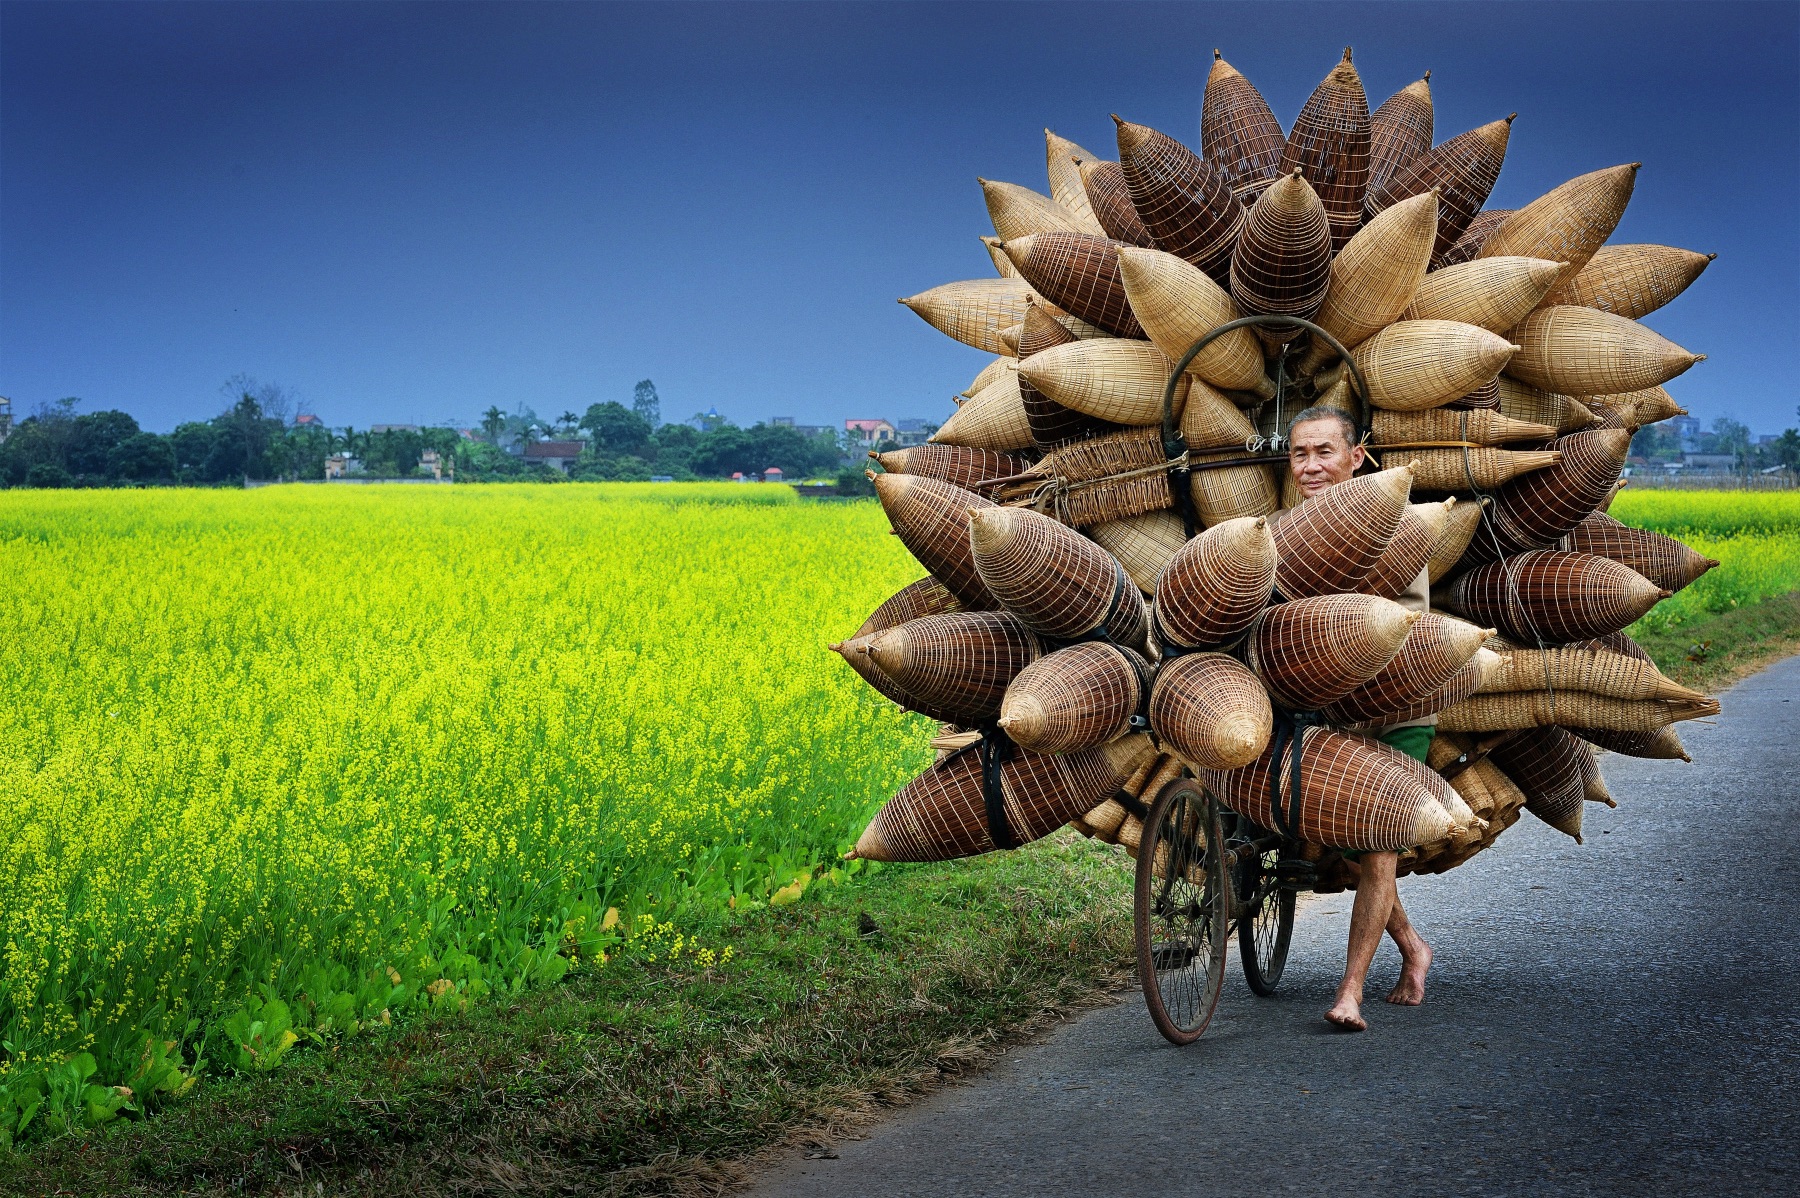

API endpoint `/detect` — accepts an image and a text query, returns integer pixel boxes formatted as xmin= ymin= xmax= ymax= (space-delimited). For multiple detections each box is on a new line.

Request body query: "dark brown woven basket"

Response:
xmin=1153 ymin=515 xmax=1277 ymax=650
xmin=1115 ymin=117 xmax=1244 ymax=285
xmin=1341 ymin=645 xmax=1499 ymax=728
xmin=1438 ymin=550 xmax=1667 ymax=643
xmin=1361 ymin=501 xmax=1448 ymax=598
xmin=1562 ymin=510 xmax=1719 ymax=593
xmin=1004 ymin=232 xmax=1146 ymax=340
xmin=1321 ymin=613 xmax=1490 ymax=723
xmin=872 ymin=473 xmax=1002 ymax=610
xmin=970 ymin=506 xmax=1149 ymax=650
xmin=1464 ymin=427 xmax=1631 ymax=562
xmin=852 ymin=733 xmax=1155 ymax=862
xmin=1202 ymin=51 xmax=1286 ymax=201
xmin=1018 ymin=303 xmax=1124 ymax=451
xmin=831 ymin=633 xmax=930 ymax=716
xmin=1076 ymin=158 xmax=1156 ymax=247
xmin=1230 ymin=170 xmax=1333 ymax=339
xmin=854 ymin=576 xmax=965 ymax=639
xmin=1437 ymin=207 xmax=1515 ymax=268
xmin=1278 ymin=50 xmax=1372 ymax=253
xmin=1571 ymin=724 xmax=1690 ymax=761
xmin=1370 ymin=117 xmax=1512 ymax=265
xmin=1269 ymin=466 xmax=1413 ymax=598
xmin=1149 ymin=651 xmax=1273 ymax=770
xmin=1489 ymin=727 xmax=1589 ymax=842
xmin=1242 ymin=593 xmax=1420 ymax=709
xmin=1366 ymin=74 xmax=1432 ymax=212
xmin=865 ymin=611 xmax=1044 ymax=724
xmin=1000 ymin=642 xmax=1150 ymax=754
xmin=874 ymin=445 xmax=1035 ymax=496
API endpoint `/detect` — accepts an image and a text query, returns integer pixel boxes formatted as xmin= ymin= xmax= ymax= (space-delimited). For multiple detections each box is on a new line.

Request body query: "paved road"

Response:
xmin=751 ymin=656 xmax=1800 ymax=1197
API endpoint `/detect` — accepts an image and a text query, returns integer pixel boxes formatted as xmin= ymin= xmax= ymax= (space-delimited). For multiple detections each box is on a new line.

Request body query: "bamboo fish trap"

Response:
xmin=1278 ymin=50 xmax=1371 ymax=253
xmin=1540 ymin=244 xmax=1715 ymax=320
xmin=1153 ymin=515 xmax=1278 ymax=651
xmin=1269 ymin=465 xmax=1412 ymax=597
xmin=1004 ymin=232 xmax=1148 ymax=340
xmin=871 ymin=473 xmax=1002 ymax=610
xmin=1202 ymin=50 xmax=1286 ymax=202
xmin=1044 ymin=131 xmax=1106 ymax=236
xmin=1242 ymin=594 xmax=1420 ymax=710
xmin=1366 ymin=74 xmax=1432 ymax=208
xmin=874 ymin=445 xmax=1033 ymax=495
xmin=1115 ymin=117 xmax=1244 ymax=284
xmin=1230 ymin=170 xmax=1335 ymax=342
xmin=1562 ymin=510 xmax=1719 ymax=593
xmin=999 ymin=642 xmax=1151 ymax=755
xmin=1087 ymin=510 xmax=1187 ymax=594
xmin=1437 ymin=690 xmax=1718 ymax=734
xmin=1319 ymin=613 xmax=1492 ymax=725
xmin=1488 ymin=727 xmax=1592 ymax=842
xmin=969 ymin=506 xmax=1150 ymax=651
xmin=864 ymin=611 xmax=1045 ymax=724
xmin=980 ymin=177 xmax=1090 ymax=241
xmin=1017 ymin=302 xmax=1125 ymax=450
xmin=1467 ymin=427 xmax=1630 ymax=560
xmin=1402 ymin=255 xmax=1567 ymax=333
xmin=1076 ymin=157 xmax=1155 ymax=247
xmin=854 ymin=577 xmax=964 ymax=639
xmin=1438 ymin=550 xmax=1667 ymax=644
xmin=1150 ymin=652 xmax=1273 ymax=770
xmin=1506 ymin=306 xmax=1703 ymax=396
xmin=1368 ymin=116 xmax=1513 ymax=264
xmin=1361 ymin=499 xmax=1455 ymax=598
xmin=1438 ymin=206 xmax=1515 ymax=268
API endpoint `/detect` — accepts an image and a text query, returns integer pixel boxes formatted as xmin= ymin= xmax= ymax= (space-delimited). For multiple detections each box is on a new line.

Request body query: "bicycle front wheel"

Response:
xmin=1134 ymin=777 xmax=1231 ymax=1045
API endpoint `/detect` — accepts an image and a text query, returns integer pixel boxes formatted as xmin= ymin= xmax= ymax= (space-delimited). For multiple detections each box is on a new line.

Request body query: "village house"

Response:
xmin=523 ymin=441 xmax=585 ymax=473
xmin=844 ymin=418 xmax=896 ymax=446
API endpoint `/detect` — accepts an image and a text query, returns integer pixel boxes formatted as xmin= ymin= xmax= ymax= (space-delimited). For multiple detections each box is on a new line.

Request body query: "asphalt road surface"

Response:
xmin=750 ymin=655 xmax=1799 ymax=1197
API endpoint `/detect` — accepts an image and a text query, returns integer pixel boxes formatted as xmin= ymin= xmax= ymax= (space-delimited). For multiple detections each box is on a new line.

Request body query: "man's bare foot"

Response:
xmin=1386 ymin=938 xmax=1432 ymax=1005
xmin=1324 ymin=993 xmax=1366 ymax=1031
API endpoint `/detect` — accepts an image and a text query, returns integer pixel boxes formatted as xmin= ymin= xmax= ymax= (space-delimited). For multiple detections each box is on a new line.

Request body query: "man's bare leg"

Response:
xmin=1383 ymin=895 xmax=1432 ymax=1005
xmin=1326 ymin=851 xmax=1397 ymax=1031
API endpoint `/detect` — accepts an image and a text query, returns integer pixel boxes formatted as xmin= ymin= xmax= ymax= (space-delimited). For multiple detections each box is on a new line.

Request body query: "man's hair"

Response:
xmin=1287 ymin=405 xmax=1359 ymax=448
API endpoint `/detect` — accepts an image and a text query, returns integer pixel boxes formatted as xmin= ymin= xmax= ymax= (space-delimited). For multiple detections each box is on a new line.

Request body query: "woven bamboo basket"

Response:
xmin=1086 ymin=752 xmax=1187 ymax=852
xmin=1269 ymin=465 xmax=1412 ymax=597
xmin=1438 ymin=550 xmax=1667 ymax=643
xmin=1075 ymin=157 xmax=1156 ymax=247
xmin=1321 ymin=612 xmax=1491 ymax=723
xmin=1301 ymin=191 xmax=1437 ymax=371
xmin=872 ymin=473 xmax=1002 ymax=610
xmin=1089 ymin=510 xmax=1188 ymax=595
xmin=1427 ymin=495 xmax=1487 ymax=583
xmin=1180 ymin=376 xmax=1260 ymax=449
xmin=1489 ymin=727 xmax=1593 ymax=842
xmin=1367 ymin=74 xmax=1433 ymax=208
xmin=1114 ymin=117 xmax=1244 ymax=285
xmin=1472 ymin=427 xmax=1631 ymax=558
xmin=853 ymin=576 xmax=965 ymax=641
xmin=875 ymin=445 xmax=1034 ymax=495
xmin=851 ymin=732 xmax=1155 ymax=862
xmin=1573 ymin=724 xmax=1690 ymax=761
xmin=1193 ymin=455 xmax=1282 ymax=528
xmin=990 ymin=425 xmax=1175 ymax=528
xmin=1348 ymin=319 xmax=1519 ymax=411
xmin=1202 ymin=51 xmax=1286 ymax=201
xmin=1018 ymin=303 xmax=1123 ymax=451
xmin=832 ymin=632 xmax=930 ymax=716
xmin=961 ymin=355 xmax=1015 ymax=400
xmin=1154 ymin=515 xmax=1277 ymax=650
xmin=982 ymin=236 xmax=1022 ymax=280
xmin=1003 ymin=232 xmax=1147 ymax=340
xmin=1230 ymin=170 xmax=1334 ymax=343
xmin=1477 ymin=163 xmax=1639 ymax=284
xmin=1445 ymin=377 xmax=1502 ymax=410
xmin=1150 ymin=652 xmax=1274 ymax=769
xmin=930 ymin=370 xmax=1034 ymax=452
xmin=1541 ymin=243 xmax=1715 ymax=320
xmin=1243 ymin=593 xmax=1420 ymax=709
xmin=969 ymin=506 xmax=1150 ymax=650
xmin=998 ymin=323 xmax=1023 ymax=355
xmin=1338 ymin=644 xmax=1503 ymax=729
xmin=1478 ymin=644 xmax=1707 ymax=703
xmin=980 ymin=177 xmax=1091 ymax=242
xmin=999 ymin=641 xmax=1150 ymax=754
xmin=1362 ymin=499 xmax=1454 ymax=597
xmin=1277 ymin=50 xmax=1371 ymax=253
xmin=1563 ymin=510 xmax=1718 ymax=593
xmin=1369 ymin=116 xmax=1513 ymax=263
xmin=1204 ymin=726 xmax=1455 ymax=850
xmin=1381 ymin=446 xmax=1562 ymax=491
xmin=1114 ymin=246 xmax=1275 ymax=397
xmin=1402 ymin=256 xmax=1567 ymax=333
xmin=1044 ymin=131 xmax=1106 ymax=236
xmin=1371 ymin=407 xmax=1557 ymax=447
xmin=1017 ymin=338 xmax=1180 ymax=426
xmin=1495 ymin=376 xmax=1596 ymax=434
xmin=1506 ymin=306 xmax=1703 ymax=396
xmin=865 ymin=611 xmax=1045 ymax=724
xmin=900 ymin=278 xmax=1035 ymax=355
xmin=1387 ymin=749 xmax=1477 ymax=833
xmin=1581 ymin=385 xmax=1685 ymax=431
xmin=1437 ymin=206 xmax=1515 ymax=269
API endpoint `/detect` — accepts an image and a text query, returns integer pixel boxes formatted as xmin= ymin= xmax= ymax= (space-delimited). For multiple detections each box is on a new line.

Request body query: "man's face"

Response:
xmin=1289 ymin=418 xmax=1365 ymax=499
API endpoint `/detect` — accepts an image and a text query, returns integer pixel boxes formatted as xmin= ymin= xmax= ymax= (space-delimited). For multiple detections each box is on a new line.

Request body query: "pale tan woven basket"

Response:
xmin=1371 ymin=407 xmax=1556 ymax=446
xmin=1506 ymin=306 xmax=1702 ymax=396
xmin=1150 ymin=652 xmax=1273 ymax=770
xmin=1495 ymin=376 xmax=1596 ymax=434
xmin=900 ymin=278 xmax=1035 ymax=355
xmin=1044 ymin=130 xmax=1106 ymax=235
xmin=981 ymin=177 xmax=1090 ymax=241
xmin=1541 ymin=243 xmax=1715 ymax=320
xmin=1303 ymin=190 xmax=1437 ymax=369
xmin=1088 ymin=510 xmax=1188 ymax=594
xmin=1114 ymin=246 xmax=1273 ymax=396
xmin=1403 ymin=256 xmax=1566 ymax=333
xmin=1000 ymin=641 xmax=1149 ymax=754
xmin=1350 ymin=319 xmax=1519 ymax=411
xmin=1017 ymin=338 xmax=1181 ymax=426
xmin=1476 ymin=163 xmax=1639 ymax=283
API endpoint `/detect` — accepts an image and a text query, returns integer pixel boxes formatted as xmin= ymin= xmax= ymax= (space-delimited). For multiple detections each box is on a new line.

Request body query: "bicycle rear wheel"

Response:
xmin=1239 ymin=843 xmax=1296 ymax=996
xmin=1134 ymin=778 xmax=1230 ymax=1045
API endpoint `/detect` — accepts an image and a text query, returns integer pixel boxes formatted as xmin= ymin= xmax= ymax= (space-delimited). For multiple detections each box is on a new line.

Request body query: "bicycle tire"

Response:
xmin=1134 ymin=777 xmax=1230 ymax=1045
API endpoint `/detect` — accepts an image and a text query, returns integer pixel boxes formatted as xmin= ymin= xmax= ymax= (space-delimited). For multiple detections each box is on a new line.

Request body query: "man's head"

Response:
xmin=1288 ymin=405 xmax=1364 ymax=499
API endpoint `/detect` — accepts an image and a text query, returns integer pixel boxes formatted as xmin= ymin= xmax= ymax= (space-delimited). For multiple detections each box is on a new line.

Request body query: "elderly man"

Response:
xmin=1286 ymin=404 xmax=1434 ymax=1033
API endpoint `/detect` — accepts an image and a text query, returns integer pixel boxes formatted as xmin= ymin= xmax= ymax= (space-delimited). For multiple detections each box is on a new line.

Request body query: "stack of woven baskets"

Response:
xmin=835 ymin=48 xmax=1720 ymax=883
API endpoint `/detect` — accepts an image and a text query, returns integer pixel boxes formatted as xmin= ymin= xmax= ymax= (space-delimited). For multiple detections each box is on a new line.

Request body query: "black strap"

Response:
xmin=1266 ymin=709 xmax=1322 ymax=840
xmin=978 ymin=725 xmax=1018 ymax=850
xmin=1112 ymin=788 xmax=1150 ymax=822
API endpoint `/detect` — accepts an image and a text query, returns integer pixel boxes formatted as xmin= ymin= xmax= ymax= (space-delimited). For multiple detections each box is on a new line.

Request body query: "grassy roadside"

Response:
xmin=0 ymin=832 xmax=1136 ymax=1197
xmin=1630 ymin=589 xmax=1800 ymax=693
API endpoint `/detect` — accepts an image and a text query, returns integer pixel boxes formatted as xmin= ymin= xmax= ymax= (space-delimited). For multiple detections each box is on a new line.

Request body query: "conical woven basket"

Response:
xmin=1154 ymin=515 xmax=1277 ymax=650
xmin=1277 ymin=50 xmax=1371 ymax=253
xmin=1004 ymin=232 xmax=1148 ymax=340
xmin=876 ymin=445 xmax=1033 ymax=495
xmin=1488 ymin=727 xmax=1591 ymax=842
xmin=930 ymin=370 xmax=1034 ymax=452
xmin=1191 ymin=454 xmax=1281 ymax=527
xmin=1427 ymin=495 xmax=1488 ymax=583
xmin=1479 ymin=644 xmax=1707 ymax=702
xmin=900 ymin=279 xmax=1035 ymax=355
xmin=1230 ymin=170 xmax=1334 ymax=342
xmin=1269 ymin=466 xmax=1412 ymax=597
xmin=1321 ymin=612 xmax=1491 ymax=723
xmin=1381 ymin=446 xmax=1561 ymax=491
xmin=1442 ymin=689 xmax=1719 ymax=733
xmin=1303 ymin=191 xmax=1437 ymax=369
xmin=970 ymin=506 xmax=1149 ymax=649
xmin=1114 ymin=246 xmax=1274 ymax=396
xmin=1204 ymin=726 xmax=1454 ymax=850
xmin=1115 ymin=117 xmax=1244 ymax=284
xmin=1362 ymin=499 xmax=1454 ymax=597
xmin=1445 ymin=377 xmax=1502 ymax=410
xmin=991 ymin=425 xmax=1175 ymax=527
xmin=1243 ymin=593 xmax=1420 ymax=709
xmin=854 ymin=576 xmax=965 ymax=639
xmin=1506 ymin=306 xmax=1703 ymax=396
xmin=1477 ymin=163 xmax=1639 ymax=284
xmin=1371 ymin=407 xmax=1557 ymax=447
xmin=1089 ymin=511 xmax=1188 ymax=595
xmin=1581 ymin=385 xmax=1685 ymax=431
xmin=832 ymin=632 xmax=931 ymax=716
xmin=1402 ymin=256 xmax=1567 ymax=333
xmin=1150 ymin=652 xmax=1274 ymax=769
xmin=980 ymin=177 xmax=1090 ymax=241
xmin=1202 ymin=51 xmax=1286 ymax=201
xmin=1000 ymin=642 xmax=1150 ymax=754
xmin=1017 ymin=338 xmax=1180 ymax=426
xmin=1471 ymin=427 xmax=1631 ymax=558
xmin=872 ymin=473 xmax=1002 ymax=610
xmin=1349 ymin=319 xmax=1519 ymax=411
xmin=1367 ymin=74 xmax=1433 ymax=207
xmin=1181 ymin=376 xmax=1261 ymax=448
xmin=961 ymin=355 xmax=1015 ymax=399
xmin=852 ymin=733 xmax=1155 ymax=862
xmin=982 ymin=236 xmax=1022 ymax=280
xmin=1573 ymin=724 xmax=1690 ymax=761
xmin=998 ymin=323 xmax=1024 ymax=355
xmin=1438 ymin=550 xmax=1667 ymax=643
xmin=865 ymin=611 xmax=1045 ymax=724
xmin=1562 ymin=511 xmax=1718 ymax=593
xmin=1075 ymin=157 xmax=1155 ymax=247
xmin=1044 ymin=131 xmax=1106 ymax=235
xmin=1337 ymin=644 xmax=1502 ymax=729
xmin=1495 ymin=377 xmax=1596 ymax=434
xmin=1540 ymin=243 xmax=1715 ymax=320
xmin=1369 ymin=116 xmax=1513 ymax=263
xmin=1018 ymin=303 xmax=1123 ymax=451
xmin=1437 ymin=206 xmax=1515 ymax=268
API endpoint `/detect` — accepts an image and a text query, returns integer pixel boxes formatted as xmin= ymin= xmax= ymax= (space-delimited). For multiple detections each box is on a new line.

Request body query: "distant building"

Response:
xmin=325 ymin=455 xmax=361 ymax=479
xmin=771 ymin=416 xmax=795 ymax=427
xmin=1668 ymin=415 xmax=1702 ymax=449
xmin=371 ymin=423 xmax=420 ymax=434
xmin=293 ymin=413 xmax=327 ymax=430
xmin=0 ymin=397 xmax=11 ymax=444
xmin=457 ymin=429 xmax=480 ymax=441
xmin=420 ymin=449 xmax=444 ymax=481
xmin=894 ymin=418 xmax=938 ymax=447
xmin=764 ymin=466 xmax=784 ymax=481
xmin=691 ymin=407 xmax=727 ymax=432
xmin=1682 ymin=452 xmax=1738 ymax=471
xmin=844 ymin=418 xmax=897 ymax=446
xmin=523 ymin=441 xmax=585 ymax=473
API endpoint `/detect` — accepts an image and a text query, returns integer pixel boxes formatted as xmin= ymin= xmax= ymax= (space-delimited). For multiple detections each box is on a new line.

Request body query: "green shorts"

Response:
xmin=1339 ymin=725 xmax=1435 ymax=860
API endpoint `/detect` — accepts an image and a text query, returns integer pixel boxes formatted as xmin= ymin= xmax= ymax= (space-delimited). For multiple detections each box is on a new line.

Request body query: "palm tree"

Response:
xmin=480 ymin=406 xmax=505 ymax=442
xmin=557 ymin=411 xmax=579 ymax=437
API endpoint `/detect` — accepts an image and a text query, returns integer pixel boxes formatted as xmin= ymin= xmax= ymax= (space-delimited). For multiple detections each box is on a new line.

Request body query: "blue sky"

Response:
xmin=2 ymin=1 xmax=1796 ymax=434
